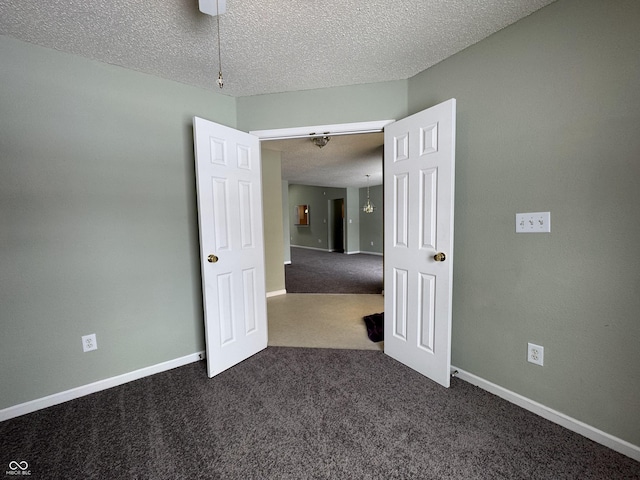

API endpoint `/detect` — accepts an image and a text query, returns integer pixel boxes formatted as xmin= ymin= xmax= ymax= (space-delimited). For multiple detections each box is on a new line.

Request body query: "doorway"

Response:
xmin=252 ymin=121 xmax=390 ymax=350
xmin=328 ymin=198 xmax=344 ymax=253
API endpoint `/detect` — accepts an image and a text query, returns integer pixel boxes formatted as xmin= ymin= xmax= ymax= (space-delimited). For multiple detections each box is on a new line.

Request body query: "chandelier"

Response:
xmin=362 ymin=174 xmax=375 ymax=214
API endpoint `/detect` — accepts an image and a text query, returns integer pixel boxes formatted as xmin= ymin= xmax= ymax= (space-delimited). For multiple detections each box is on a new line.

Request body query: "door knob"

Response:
xmin=433 ymin=252 xmax=446 ymax=262
xmin=207 ymin=254 xmax=219 ymax=263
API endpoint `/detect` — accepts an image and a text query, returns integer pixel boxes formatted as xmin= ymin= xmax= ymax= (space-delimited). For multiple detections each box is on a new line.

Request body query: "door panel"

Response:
xmin=394 ymin=173 xmax=409 ymax=247
xmin=193 ymin=117 xmax=268 ymax=378
xmin=384 ymin=99 xmax=456 ymax=388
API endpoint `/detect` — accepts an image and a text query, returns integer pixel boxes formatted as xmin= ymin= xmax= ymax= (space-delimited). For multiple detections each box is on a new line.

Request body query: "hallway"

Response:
xmin=267 ymin=294 xmax=384 ymax=351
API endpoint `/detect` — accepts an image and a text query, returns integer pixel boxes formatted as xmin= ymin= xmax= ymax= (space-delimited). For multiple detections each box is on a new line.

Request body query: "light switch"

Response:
xmin=516 ymin=212 xmax=550 ymax=233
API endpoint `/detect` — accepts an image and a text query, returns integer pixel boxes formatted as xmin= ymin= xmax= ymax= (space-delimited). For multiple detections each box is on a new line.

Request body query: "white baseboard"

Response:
xmin=359 ymin=251 xmax=383 ymax=256
xmin=291 ymin=246 xmax=383 ymax=257
xmin=290 ymin=245 xmax=329 ymax=252
xmin=452 ymin=366 xmax=640 ymax=462
xmin=284 ymin=260 xmax=292 ymax=265
xmin=0 ymin=351 xmax=205 ymax=422
xmin=267 ymin=289 xmax=287 ymax=297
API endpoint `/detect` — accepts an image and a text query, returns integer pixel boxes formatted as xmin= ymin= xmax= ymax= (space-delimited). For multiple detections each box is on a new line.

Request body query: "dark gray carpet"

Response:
xmin=285 ymin=247 xmax=383 ymax=294
xmin=1 ymin=347 xmax=638 ymax=479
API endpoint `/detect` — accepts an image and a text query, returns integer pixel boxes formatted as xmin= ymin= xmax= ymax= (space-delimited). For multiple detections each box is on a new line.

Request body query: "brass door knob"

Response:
xmin=207 ymin=254 xmax=219 ymax=263
xmin=433 ymin=252 xmax=446 ymax=262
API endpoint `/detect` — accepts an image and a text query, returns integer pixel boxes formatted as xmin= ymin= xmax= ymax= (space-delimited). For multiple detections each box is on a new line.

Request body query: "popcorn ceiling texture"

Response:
xmin=0 ymin=0 xmax=555 ymax=97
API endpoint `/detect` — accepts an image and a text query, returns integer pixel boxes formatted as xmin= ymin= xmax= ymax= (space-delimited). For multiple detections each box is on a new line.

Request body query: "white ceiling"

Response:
xmin=0 ymin=0 xmax=555 ymax=187
xmin=264 ymin=132 xmax=385 ymax=189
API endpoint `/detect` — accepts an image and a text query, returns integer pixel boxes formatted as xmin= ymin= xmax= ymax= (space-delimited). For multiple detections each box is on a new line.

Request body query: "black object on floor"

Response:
xmin=363 ymin=312 xmax=384 ymax=342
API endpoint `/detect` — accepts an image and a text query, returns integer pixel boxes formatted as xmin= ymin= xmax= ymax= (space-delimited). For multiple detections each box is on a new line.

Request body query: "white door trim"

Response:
xmin=250 ymin=120 xmax=394 ymax=140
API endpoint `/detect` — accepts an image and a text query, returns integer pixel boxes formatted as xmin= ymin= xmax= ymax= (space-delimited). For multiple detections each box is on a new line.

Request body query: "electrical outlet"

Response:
xmin=527 ymin=343 xmax=544 ymax=366
xmin=82 ymin=334 xmax=98 ymax=352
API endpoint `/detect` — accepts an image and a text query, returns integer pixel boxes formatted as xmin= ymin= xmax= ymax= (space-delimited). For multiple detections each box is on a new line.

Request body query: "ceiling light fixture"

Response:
xmin=311 ymin=136 xmax=331 ymax=148
xmin=363 ymin=174 xmax=376 ymax=214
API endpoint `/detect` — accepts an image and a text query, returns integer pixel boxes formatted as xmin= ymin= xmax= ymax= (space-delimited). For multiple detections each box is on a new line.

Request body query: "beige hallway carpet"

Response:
xmin=267 ymin=293 xmax=384 ymax=351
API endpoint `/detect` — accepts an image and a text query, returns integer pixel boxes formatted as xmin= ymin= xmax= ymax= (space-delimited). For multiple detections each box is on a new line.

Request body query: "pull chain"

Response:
xmin=216 ymin=0 xmax=223 ymax=88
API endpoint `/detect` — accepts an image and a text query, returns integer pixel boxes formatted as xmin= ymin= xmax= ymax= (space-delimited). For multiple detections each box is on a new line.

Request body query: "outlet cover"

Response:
xmin=82 ymin=334 xmax=98 ymax=352
xmin=527 ymin=342 xmax=544 ymax=366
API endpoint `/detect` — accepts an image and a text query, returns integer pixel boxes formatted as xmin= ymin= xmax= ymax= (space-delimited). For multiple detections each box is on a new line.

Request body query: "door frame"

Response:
xmin=250 ymin=120 xmax=394 ymax=142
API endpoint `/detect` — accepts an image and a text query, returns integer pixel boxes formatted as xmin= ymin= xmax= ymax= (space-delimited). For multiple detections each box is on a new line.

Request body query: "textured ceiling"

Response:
xmin=0 ymin=0 xmax=555 ymax=98
xmin=0 ymin=0 xmax=555 ymax=188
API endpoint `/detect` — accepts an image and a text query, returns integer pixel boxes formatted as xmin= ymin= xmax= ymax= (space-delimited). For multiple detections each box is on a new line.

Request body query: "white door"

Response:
xmin=384 ymin=99 xmax=456 ymax=388
xmin=193 ymin=116 xmax=268 ymax=378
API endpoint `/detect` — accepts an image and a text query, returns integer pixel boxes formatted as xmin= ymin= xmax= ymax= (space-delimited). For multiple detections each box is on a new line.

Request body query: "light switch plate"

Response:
xmin=516 ymin=212 xmax=550 ymax=233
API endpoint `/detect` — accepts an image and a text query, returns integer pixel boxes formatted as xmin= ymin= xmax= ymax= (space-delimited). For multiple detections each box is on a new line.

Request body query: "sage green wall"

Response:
xmin=261 ymin=149 xmax=286 ymax=294
xmin=287 ymin=184 xmax=380 ymax=255
xmin=287 ymin=185 xmax=346 ymax=250
xmin=0 ymin=36 xmax=236 ymax=409
xmin=359 ymin=184 xmax=383 ymax=254
xmin=408 ymin=0 xmax=640 ymax=446
xmin=236 ymin=80 xmax=408 ymax=132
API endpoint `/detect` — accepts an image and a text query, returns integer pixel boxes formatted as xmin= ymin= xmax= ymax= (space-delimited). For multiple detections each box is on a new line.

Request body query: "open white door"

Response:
xmin=193 ymin=117 xmax=268 ymax=378
xmin=384 ymin=99 xmax=456 ymax=388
